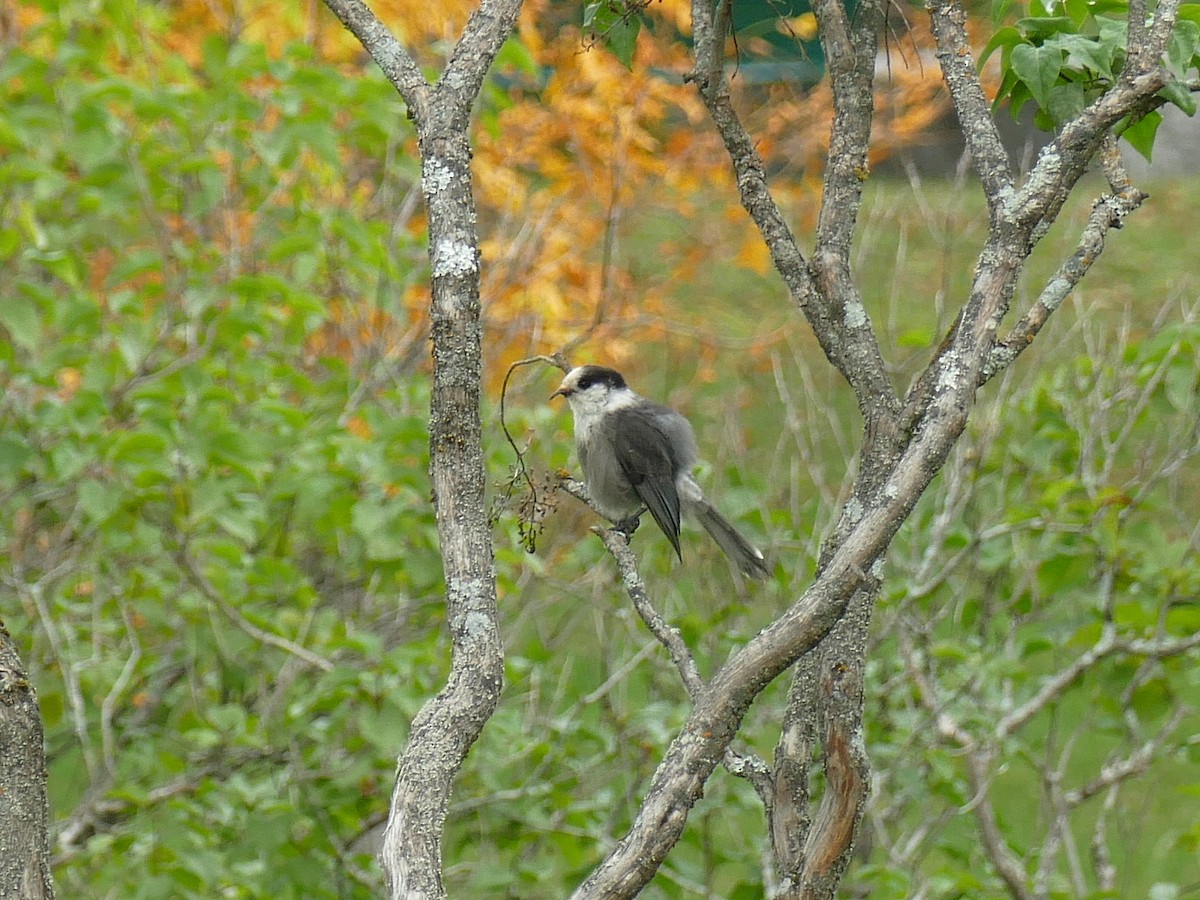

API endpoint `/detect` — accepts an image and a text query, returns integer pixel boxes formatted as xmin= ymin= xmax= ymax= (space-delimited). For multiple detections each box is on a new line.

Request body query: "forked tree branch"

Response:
xmin=985 ymin=141 xmax=1149 ymax=380
xmin=320 ymin=2 xmax=523 ymax=897
xmin=899 ymin=629 xmax=1032 ymax=900
xmin=571 ymin=0 xmax=1182 ymax=896
xmin=910 ymin=0 xmax=1174 ymax=425
xmin=687 ymin=0 xmax=899 ymax=427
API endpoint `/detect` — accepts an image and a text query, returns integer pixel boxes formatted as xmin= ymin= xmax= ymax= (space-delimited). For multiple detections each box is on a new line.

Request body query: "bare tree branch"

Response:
xmin=964 ymin=748 xmax=1033 ymax=900
xmin=787 ymin=597 xmax=872 ymax=898
xmin=555 ymin=474 xmax=704 ymax=695
xmin=1012 ymin=0 xmax=1178 ymax=236
xmin=928 ymin=0 xmax=1015 ymax=207
xmin=900 ymin=629 xmax=1031 ymax=900
xmin=772 ymin=653 xmax=818 ymax=877
xmin=986 ymin=141 xmax=1148 ymax=381
xmin=572 ymin=540 xmax=886 ymax=896
xmin=320 ymin=0 xmax=430 ymax=112
xmin=907 ymin=0 xmax=1175 ymax=434
xmin=321 ymin=2 xmax=523 ymax=897
xmin=1065 ymin=706 xmax=1186 ymax=806
xmin=54 ymin=747 xmax=289 ymax=864
xmin=764 ymin=6 xmax=895 ymax=882
xmin=998 ymin=623 xmax=1200 ymax=739
xmin=686 ymin=0 xmax=900 ymax=425
xmin=559 ymin=477 xmax=775 ymax=807
xmin=1090 ymin=784 xmax=1120 ymax=892
xmin=812 ymin=0 xmax=881 ymax=257
xmin=1012 ymin=71 xmax=1167 ymax=238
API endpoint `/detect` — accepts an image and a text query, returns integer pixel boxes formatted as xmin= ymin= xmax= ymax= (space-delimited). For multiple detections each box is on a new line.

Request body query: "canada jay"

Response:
xmin=551 ymin=365 xmax=770 ymax=579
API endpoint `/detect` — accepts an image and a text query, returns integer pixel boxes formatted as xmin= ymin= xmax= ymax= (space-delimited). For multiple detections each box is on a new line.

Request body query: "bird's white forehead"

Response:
xmin=560 ymin=367 xmax=587 ymax=391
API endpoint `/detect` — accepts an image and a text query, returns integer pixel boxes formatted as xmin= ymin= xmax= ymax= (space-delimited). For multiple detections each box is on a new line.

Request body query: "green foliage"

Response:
xmin=983 ymin=0 xmax=1200 ymax=159
xmin=583 ymin=0 xmax=647 ymax=68
xmin=863 ymin=309 xmax=1200 ymax=896
xmin=2 ymin=2 xmax=438 ymax=896
xmin=4 ymin=0 xmax=1197 ymax=896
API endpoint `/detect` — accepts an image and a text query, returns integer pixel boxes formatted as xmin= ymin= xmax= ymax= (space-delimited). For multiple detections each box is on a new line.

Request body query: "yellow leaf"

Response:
xmin=736 ymin=236 xmax=772 ymax=276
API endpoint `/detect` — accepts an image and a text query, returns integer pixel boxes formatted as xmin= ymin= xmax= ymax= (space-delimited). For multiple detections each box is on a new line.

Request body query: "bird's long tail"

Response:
xmin=691 ymin=500 xmax=771 ymax=580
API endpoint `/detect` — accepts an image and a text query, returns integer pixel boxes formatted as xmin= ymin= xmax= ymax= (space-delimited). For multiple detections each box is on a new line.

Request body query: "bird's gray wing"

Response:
xmin=612 ymin=412 xmax=683 ymax=559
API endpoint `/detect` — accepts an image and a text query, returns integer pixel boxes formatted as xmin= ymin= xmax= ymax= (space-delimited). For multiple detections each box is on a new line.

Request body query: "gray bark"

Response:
xmin=571 ymin=0 xmax=1179 ymax=897
xmin=0 ymin=623 xmax=56 ymax=900
xmin=323 ymin=0 xmax=1182 ymax=897
xmin=319 ymin=1 xmax=522 ymax=897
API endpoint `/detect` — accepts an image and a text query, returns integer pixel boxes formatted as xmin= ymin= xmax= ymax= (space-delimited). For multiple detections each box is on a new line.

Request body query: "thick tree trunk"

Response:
xmin=0 ymin=623 xmax=55 ymax=900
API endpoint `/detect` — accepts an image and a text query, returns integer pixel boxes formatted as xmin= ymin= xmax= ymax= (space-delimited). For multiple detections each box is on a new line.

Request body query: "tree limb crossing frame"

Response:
xmin=320 ymin=0 xmax=1182 ymax=896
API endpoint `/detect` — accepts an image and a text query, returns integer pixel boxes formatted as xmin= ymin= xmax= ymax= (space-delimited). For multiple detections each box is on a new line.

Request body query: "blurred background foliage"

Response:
xmin=0 ymin=0 xmax=1196 ymax=897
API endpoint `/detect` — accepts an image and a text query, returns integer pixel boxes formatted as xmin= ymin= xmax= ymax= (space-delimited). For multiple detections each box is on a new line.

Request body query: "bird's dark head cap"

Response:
xmin=551 ymin=365 xmax=627 ymax=399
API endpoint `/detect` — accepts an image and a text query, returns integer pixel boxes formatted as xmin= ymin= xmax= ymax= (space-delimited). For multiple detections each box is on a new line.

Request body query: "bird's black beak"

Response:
xmin=550 ymin=387 xmax=570 ymax=401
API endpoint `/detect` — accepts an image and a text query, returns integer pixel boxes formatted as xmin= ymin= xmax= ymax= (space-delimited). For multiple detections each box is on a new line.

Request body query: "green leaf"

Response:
xmin=0 ymin=436 xmax=33 ymax=478
xmin=1159 ymin=77 xmax=1198 ymax=115
xmin=0 ymin=293 xmax=42 ymax=350
xmin=979 ymin=26 xmax=1025 ymax=69
xmin=583 ymin=2 xmax=642 ymax=69
xmin=1047 ymin=81 xmax=1086 ymax=123
xmin=351 ymin=497 xmax=409 ymax=562
xmin=1180 ymin=4 xmax=1200 ymax=28
xmin=607 ymin=15 xmax=641 ymax=69
xmin=1089 ymin=0 xmax=1132 ymax=14
xmin=1118 ymin=110 xmax=1161 ymax=160
xmin=1095 ymin=16 xmax=1130 ymax=53
xmin=1055 ymin=32 xmax=1116 ymax=80
xmin=1163 ymin=360 xmax=1198 ymax=412
xmin=1011 ymin=43 xmax=1064 ymax=108
xmin=208 ymin=703 xmax=248 ymax=735
xmin=1167 ymin=18 xmax=1200 ymax=75
xmin=1015 ymin=15 xmax=1077 ymax=41
xmin=79 ymin=478 xmax=121 ymax=524
xmin=1063 ymin=0 xmax=1091 ymax=26
xmin=1007 ymin=86 xmax=1033 ymax=121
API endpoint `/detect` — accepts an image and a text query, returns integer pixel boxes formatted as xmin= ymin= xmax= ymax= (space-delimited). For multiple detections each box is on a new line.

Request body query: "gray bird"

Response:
xmin=551 ymin=364 xmax=770 ymax=579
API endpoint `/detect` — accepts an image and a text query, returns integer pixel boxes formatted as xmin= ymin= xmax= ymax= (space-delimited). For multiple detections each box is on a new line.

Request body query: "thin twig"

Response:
xmin=985 ymin=143 xmax=1148 ymax=382
xmin=998 ymin=624 xmax=1200 ymax=739
xmin=1064 ymin=706 xmax=1187 ymax=807
xmin=595 ymin=523 xmax=706 ymax=695
xmin=927 ymin=0 xmax=1013 ymax=211
xmin=177 ymin=545 xmax=335 ymax=672
xmin=560 ymin=476 xmax=776 ymax=805
xmin=99 ymin=600 xmax=142 ymax=778
xmin=494 ymin=354 xmax=570 ymax=549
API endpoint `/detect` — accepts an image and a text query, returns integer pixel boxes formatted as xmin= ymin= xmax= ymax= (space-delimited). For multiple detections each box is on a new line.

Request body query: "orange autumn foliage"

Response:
xmin=34 ymin=0 xmax=957 ymax=385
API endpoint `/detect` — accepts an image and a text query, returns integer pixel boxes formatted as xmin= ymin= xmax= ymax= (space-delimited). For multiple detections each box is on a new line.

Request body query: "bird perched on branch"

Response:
xmin=552 ymin=364 xmax=771 ymax=580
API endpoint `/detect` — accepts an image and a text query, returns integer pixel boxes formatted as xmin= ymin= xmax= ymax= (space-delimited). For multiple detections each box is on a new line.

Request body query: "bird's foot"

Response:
xmin=613 ymin=515 xmax=642 ymax=539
